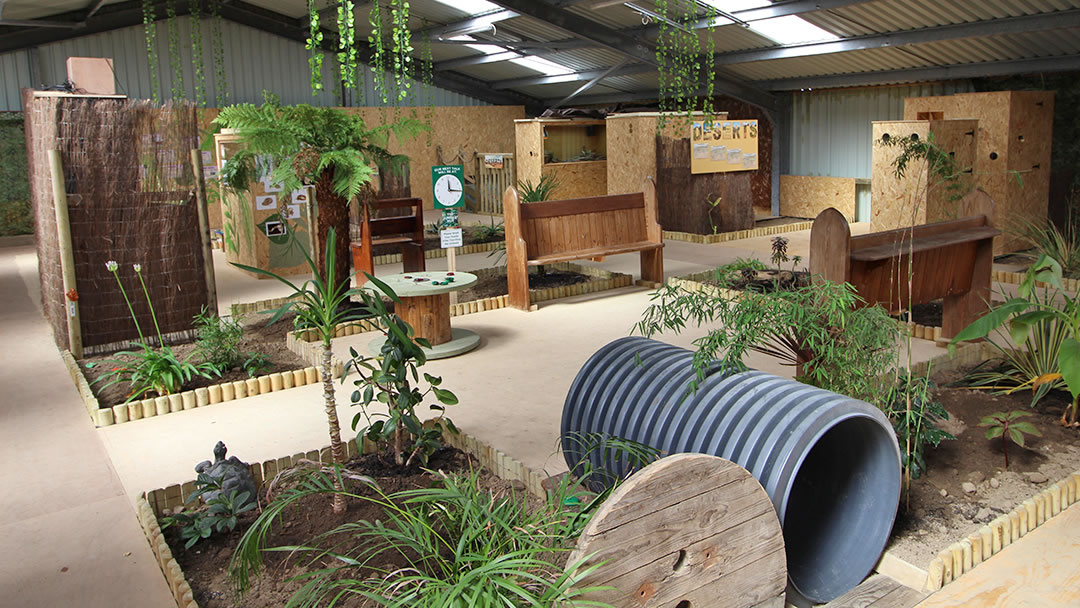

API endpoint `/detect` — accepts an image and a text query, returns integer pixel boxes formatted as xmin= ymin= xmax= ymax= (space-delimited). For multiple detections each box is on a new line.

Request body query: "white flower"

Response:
xmin=133 ymin=264 xmax=142 ymax=272
xmin=105 ymin=261 xmax=118 ymax=271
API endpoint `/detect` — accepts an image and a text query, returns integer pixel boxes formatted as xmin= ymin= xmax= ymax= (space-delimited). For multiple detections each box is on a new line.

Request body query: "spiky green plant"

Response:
xmin=214 ymin=98 xmax=429 ymax=292
xmin=1007 ymin=216 xmax=1080 ymax=279
xmin=517 ymin=173 xmax=561 ymax=203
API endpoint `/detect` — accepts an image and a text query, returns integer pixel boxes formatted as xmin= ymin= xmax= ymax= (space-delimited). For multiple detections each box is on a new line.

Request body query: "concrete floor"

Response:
xmin=3 ymin=224 xmax=1078 ymax=607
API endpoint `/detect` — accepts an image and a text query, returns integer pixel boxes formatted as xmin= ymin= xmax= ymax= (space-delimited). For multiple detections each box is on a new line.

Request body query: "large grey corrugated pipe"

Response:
xmin=562 ymin=337 xmax=901 ymax=604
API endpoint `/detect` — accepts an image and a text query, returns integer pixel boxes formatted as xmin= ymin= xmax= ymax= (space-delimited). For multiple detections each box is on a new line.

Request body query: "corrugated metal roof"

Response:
xmin=803 ymin=0 xmax=1080 ymax=35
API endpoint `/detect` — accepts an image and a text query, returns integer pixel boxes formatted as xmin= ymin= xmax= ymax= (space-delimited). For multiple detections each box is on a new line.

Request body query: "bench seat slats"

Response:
xmin=520 ymin=193 xmax=644 ymax=220
xmin=849 ymin=227 xmax=999 ymax=262
xmin=528 ymin=241 xmax=663 ymax=266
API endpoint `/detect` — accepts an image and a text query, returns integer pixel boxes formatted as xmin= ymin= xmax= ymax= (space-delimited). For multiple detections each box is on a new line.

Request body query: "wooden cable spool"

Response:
xmin=567 ymin=453 xmax=787 ymax=608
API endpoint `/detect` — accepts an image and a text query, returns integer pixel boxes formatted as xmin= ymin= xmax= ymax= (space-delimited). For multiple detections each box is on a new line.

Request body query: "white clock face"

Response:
xmin=434 ymin=174 xmax=463 ymax=207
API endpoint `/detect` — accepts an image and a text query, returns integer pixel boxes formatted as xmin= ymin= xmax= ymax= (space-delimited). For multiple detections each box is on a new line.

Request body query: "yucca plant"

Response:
xmin=518 ymin=173 xmax=561 ymax=203
xmin=1007 ymin=216 xmax=1080 ymax=279
xmin=215 ymin=98 xmax=429 ymax=293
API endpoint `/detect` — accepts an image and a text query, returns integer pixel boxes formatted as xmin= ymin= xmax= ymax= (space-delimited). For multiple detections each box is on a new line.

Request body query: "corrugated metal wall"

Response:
xmin=784 ymin=81 xmax=975 ymax=179
xmin=0 ymin=16 xmax=486 ymax=111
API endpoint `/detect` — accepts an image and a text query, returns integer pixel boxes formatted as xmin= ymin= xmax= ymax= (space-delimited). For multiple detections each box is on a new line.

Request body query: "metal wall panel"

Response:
xmin=784 ymin=81 xmax=974 ymax=179
xmin=0 ymin=16 xmax=486 ymax=110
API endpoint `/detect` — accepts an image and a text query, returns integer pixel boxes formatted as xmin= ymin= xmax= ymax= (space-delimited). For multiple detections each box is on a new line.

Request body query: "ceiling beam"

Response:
xmin=485 ymin=0 xmax=777 ymax=110
xmin=434 ymin=50 xmax=521 ymax=70
xmin=642 ymin=0 xmax=873 ymax=34
xmin=416 ymin=9 xmax=518 ymax=40
xmin=497 ymin=8 xmax=1080 ymax=90
xmin=549 ymin=57 xmax=629 ymax=109
xmin=753 ymin=54 xmax=1080 ymax=91
xmin=0 ymin=1 xmax=175 ymax=54
xmin=492 ymin=61 xmax=644 ymax=89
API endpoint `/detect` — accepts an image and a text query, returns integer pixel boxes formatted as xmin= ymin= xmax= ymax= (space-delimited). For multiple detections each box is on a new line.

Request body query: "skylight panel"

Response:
xmin=748 ymin=15 xmax=840 ymax=44
xmin=429 ymin=0 xmax=500 ymax=15
xmin=509 ymin=56 xmax=572 ymax=76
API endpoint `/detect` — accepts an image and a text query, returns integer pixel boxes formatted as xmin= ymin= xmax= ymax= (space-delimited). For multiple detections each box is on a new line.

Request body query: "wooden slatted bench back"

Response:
xmin=503 ymin=177 xmax=664 ymax=310
xmin=810 ymin=189 xmax=998 ymax=340
xmin=350 ymin=196 xmax=426 ymax=285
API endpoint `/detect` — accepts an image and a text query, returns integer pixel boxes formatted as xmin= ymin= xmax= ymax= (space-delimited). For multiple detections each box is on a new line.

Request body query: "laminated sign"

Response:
xmin=690 ymin=118 xmax=759 ymax=174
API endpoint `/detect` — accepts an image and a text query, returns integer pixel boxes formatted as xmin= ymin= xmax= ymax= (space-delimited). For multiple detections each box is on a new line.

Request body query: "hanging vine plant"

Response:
xmin=418 ymin=30 xmax=435 ymax=144
xmin=338 ymin=1 xmax=359 ymax=92
xmin=389 ymin=0 xmax=412 ymax=103
xmin=209 ymin=0 xmax=229 ymax=106
xmin=166 ymin=0 xmax=185 ymax=100
xmin=305 ymin=0 xmax=325 ymax=96
xmin=142 ymin=0 xmax=160 ymax=104
xmin=189 ymin=0 xmax=206 ymax=107
xmin=368 ymin=1 xmax=388 ymax=104
xmin=654 ymin=0 xmax=717 ymax=129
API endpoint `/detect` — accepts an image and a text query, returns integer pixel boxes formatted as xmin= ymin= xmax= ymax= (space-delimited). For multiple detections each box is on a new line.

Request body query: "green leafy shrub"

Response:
xmin=193 ymin=307 xmax=245 ymax=372
xmin=241 ymin=352 xmax=271 ymax=378
xmin=882 ymin=371 xmax=955 ymax=482
xmin=636 ymin=279 xmax=900 ymax=404
xmin=979 ymin=410 xmax=1042 ymax=469
xmin=1007 ymin=216 xmax=1080 ymax=279
xmin=162 ymin=473 xmax=255 ymax=549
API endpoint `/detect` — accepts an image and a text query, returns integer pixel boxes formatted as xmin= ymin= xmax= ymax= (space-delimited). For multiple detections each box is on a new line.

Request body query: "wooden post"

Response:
xmin=447 ymin=246 xmax=458 ymax=306
xmin=49 ymin=149 xmax=83 ymax=358
xmin=190 ymin=149 xmax=219 ymax=314
xmin=809 ymin=207 xmax=851 ymax=285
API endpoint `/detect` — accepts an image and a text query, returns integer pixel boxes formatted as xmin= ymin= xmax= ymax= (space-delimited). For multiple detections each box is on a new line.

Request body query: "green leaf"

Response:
xmin=951 ymin=299 xmax=1030 ymax=345
xmin=1008 ymin=427 xmax=1025 ymax=447
xmin=1010 ymin=421 xmax=1041 ymax=436
xmin=985 ymin=426 xmax=1005 ymax=440
xmin=1059 ymin=337 xmax=1080 ymax=400
xmin=432 ymin=387 xmax=458 ymax=405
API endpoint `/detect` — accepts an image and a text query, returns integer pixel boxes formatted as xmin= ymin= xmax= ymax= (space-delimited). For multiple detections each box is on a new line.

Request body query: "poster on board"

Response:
xmin=690 ymin=118 xmax=759 ymax=174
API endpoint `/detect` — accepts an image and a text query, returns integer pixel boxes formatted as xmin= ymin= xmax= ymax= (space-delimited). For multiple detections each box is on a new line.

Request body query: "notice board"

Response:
xmin=690 ymin=118 xmax=759 ymax=174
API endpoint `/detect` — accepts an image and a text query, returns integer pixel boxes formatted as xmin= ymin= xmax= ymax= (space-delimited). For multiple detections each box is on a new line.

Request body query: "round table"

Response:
xmin=367 ymin=271 xmax=480 ymax=359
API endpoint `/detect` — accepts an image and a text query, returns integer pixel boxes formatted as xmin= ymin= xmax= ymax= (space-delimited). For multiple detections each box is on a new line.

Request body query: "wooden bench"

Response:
xmin=502 ymin=177 xmax=663 ymax=311
xmin=350 ymin=197 xmax=426 ymax=286
xmin=809 ymin=189 xmax=998 ymax=340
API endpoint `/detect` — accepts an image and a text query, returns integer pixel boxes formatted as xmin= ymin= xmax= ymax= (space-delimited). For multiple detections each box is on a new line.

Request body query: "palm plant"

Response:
xmin=233 ymin=228 xmax=374 ymax=514
xmin=518 ymin=173 xmax=561 ymax=203
xmin=214 ymin=99 xmax=429 ymax=292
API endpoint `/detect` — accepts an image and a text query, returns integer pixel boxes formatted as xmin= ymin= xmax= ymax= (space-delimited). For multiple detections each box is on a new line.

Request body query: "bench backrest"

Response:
xmin=362 ymin=197 xmax=424 ymax=242
xmin=503 ymin=177 xmax=660 ymax=260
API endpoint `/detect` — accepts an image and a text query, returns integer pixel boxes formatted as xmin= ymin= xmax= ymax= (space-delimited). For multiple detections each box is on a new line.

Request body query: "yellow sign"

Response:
xmin=690 ymin=119 xmax=759 ymax=174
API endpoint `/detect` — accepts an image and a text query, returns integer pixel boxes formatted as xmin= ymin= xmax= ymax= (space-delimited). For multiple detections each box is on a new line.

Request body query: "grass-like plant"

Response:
xmin=518 ymin=173 xmax=561 ymax=203
xmin=636 ymin=279 xmax=899 ymax=404
xmin=228 ymin=467 xmax=613 ymax=608
xmin=978 ymin=410 xmax=1041 ymax=469
xmin=193 ymin=306 xmax=245 ymax=372
xmin=882 ymin=370 xmax=955 ymax=481
xmin=89 ymin=261 xmax=217 ymax=401
xmin=474 ymin=216 xmax=505 ymax=242
xmin=1007 ymin=216 xmax=1080 ymax=279
xmin=233 ymin=227 xmax=372 ymax=514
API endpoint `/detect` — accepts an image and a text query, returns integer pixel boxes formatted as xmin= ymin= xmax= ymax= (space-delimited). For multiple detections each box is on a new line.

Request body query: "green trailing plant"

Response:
xmin=162 ymin=473 xmax=255 ymax=549
xmin=305 ymin=0 xmax=325 ymax=96
xmin=882 ymin=370 xmax=955 ymax=483
xmin=233 ymin=228 xmax=373 ymax=514
xmin=141 ymin=0 xmax=160 ymax=104
xmin=346 ymin=275 xmax=459 ymax=468
xmin=242 ymin=352 xmax=272 ymax=378
xmin=215 ymin=99 xmax=429 ymax=294
xmin=389 ymin=0 xmax=412 ymax=103
xmin=338 ymin=0 xmax=358 ymax=91
xmin=654 ymin=0 xmax=719 ymax=129
xmin=1008 ymin=216 xmax=1080 ymax=279
xmin=166 ymin=0 xmax=184 ymax=100
xmin=193 ymin=307 xmax=245 ymax=372
xmin=418 ymin=31 xmax=435 ymax=145
xmin=368 ymin=0 xmax=388 ymax=104
xmin=228 ymin=466 xmax=613 ymax=608
xmin=951 ymin=254 xmax=1080 ymax=426
xmin=209 ymin=0 xmax=228 ymax=106
xmin=189 ymin=0 xmax=206 ymax=106
xmin=978 ymin=410 xmax=1041 ymax=469
xmin=88 ymin=262 xmax=217 ymax=401
xmin=636 ymin=279 xmax=899 ymax=404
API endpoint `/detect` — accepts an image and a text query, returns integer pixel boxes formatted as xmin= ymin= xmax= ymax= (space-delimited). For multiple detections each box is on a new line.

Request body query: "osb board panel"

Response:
xmin=923 ymin=120 xmax=978 ymax=224
xmin=542 ymin=160 xmax=607 ymax=199
xmin=351 ymin=106 xmax=524 ymax=209
xmin=872 ymin=121 xmax=930 ymax=231
xmin=543 ymin=123 xmax=607 ymax=162
xmin=606 ymin=114 xmax=658 ymax=195
xmin=711 ymin=97 xmax=772 ymax=214
xmin=779 ymin=175 xmax=856 ymax=220
xmin=656 ymin=134 xmax=754 ymax=234
xmin=515 ymin=120 xmax=543 ymax=191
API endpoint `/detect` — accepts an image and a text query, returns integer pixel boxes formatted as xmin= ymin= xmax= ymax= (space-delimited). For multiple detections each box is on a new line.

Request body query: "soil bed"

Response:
xmin=698 ymin=268 xmax=811 ymax=293
xmin=166 ymin=448 xmax=533 ymax=608
xmin=371 ymin=224 xmax=503 ymax=258
xmin=886 ymin=375 xmax=1080 ymax=568
xmin=79 ymin=313 xmax=309 ymax=408
xmin=458 ymin=268 xmax=591 ymax=302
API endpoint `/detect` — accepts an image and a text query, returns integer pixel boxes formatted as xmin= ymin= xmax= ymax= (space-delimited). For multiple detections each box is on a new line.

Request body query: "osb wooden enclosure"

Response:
xmin=26 ymin=93 xmax=209 ymax=353
xmin=901 ymin=91 xmax=1055 ymax=254
xmin=779 ymin=175 xmax=857 ymax=220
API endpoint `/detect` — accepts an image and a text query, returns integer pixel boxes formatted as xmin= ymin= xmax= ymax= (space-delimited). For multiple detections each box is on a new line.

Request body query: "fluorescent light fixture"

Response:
xmin=429 ymin=0 xmax=500 ymax=14
xmin=510 ymin=56 xmax=572 ymax=76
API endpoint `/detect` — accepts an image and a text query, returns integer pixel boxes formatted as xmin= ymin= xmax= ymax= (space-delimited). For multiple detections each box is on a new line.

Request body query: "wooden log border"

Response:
xmin=136 ymin=426 xmax=548 ymax=608
xmin=662 ymin=220 xmax=814 ymax=245
xmin=59 ymin=349 xmax=319 ymax=428
xmin=992 ymin=268 xmax=1080 ymax=292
